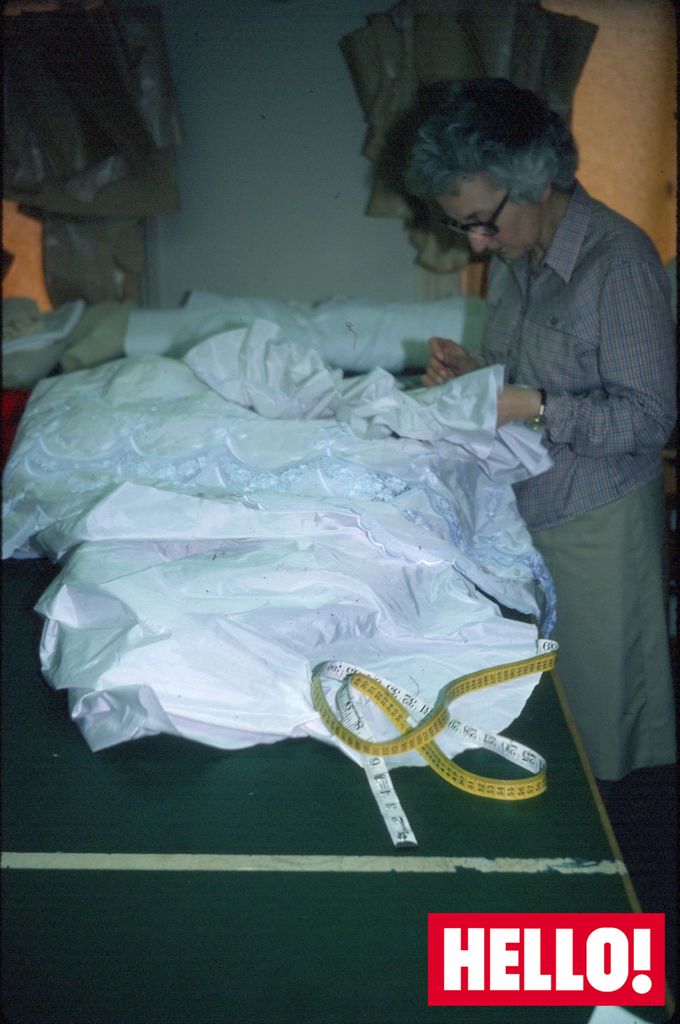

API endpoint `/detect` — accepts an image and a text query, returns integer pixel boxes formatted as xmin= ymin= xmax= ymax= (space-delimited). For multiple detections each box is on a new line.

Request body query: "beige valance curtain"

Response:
xmin=341 ymin=0 xmax=598 ymax=273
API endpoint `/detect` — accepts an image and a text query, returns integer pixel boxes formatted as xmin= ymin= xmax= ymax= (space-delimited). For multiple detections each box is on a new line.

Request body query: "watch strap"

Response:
xmin=526 ymin=388 xmax=547 ymax=430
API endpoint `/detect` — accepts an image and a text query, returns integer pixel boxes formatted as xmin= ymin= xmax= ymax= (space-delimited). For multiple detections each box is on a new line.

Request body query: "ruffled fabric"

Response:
xmin=3 ymin=321 xmax=556 ymax=756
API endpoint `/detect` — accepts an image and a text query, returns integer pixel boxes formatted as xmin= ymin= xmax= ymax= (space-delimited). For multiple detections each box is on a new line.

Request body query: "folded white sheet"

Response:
xmin=37 ymin=530 xmax=545 ymax=760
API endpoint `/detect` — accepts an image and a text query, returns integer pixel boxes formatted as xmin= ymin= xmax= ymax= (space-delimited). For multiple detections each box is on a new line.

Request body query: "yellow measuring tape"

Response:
xmin=312 ymin=648 xmax=557 ymax=803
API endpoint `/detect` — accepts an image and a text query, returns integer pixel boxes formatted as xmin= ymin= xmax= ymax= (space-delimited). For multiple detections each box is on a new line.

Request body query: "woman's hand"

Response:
xmin=422 ymin=343 xmax=544 ymax=430
xmin=421 ymin=337 xmax=481 ymax=387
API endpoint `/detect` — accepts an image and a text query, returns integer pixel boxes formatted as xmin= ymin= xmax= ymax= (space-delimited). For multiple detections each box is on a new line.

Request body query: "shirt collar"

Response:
xmin=544 ymin=181 xmax=591 ymax=283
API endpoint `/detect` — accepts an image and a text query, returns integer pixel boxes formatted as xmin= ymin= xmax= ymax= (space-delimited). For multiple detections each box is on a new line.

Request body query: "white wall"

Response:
xmin=143 ymin=0 xmax=431 ymax=308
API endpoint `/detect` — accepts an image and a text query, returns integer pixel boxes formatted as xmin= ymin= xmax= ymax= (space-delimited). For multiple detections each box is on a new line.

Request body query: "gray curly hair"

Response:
xmin=406 ymin=78 xmax=578 ymax=203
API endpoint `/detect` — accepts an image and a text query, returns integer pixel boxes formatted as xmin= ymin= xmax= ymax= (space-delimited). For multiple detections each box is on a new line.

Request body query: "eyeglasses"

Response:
xmin=439 ymin=192 xmax=509 ymax=237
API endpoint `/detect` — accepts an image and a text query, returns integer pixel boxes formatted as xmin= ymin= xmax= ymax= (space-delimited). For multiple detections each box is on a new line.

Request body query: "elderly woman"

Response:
xmin=407 ymin=77 xmax=676 ymax=785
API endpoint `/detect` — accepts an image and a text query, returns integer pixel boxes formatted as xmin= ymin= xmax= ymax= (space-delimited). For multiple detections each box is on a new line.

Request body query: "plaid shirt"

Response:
xmin=483 ymin=182 xmax=676 ymax=532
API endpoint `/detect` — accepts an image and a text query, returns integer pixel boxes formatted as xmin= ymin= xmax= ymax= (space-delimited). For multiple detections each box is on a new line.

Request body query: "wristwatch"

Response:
xmin=525 ymin=388 xmax=547 ymax=430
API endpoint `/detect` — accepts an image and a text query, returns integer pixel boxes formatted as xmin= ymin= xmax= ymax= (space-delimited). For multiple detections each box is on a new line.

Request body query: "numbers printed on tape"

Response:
xmin=312 ymin=644 xmax=557 ymax=846
xmin=335 ymin=675 xmax=418 ymax=848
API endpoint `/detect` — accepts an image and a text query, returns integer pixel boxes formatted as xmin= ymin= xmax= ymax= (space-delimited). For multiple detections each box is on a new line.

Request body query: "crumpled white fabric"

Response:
xmin=185 ymin=318 xmax=551 ymax=472
xmin=184 ymin=320 xmax=345 ymax=420
xmin=3 ymin=321 xmax=556 ymax=759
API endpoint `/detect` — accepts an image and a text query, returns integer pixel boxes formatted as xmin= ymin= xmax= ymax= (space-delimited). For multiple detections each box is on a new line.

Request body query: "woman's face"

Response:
xmin=436 ymin=175 xmax=550 ymax=262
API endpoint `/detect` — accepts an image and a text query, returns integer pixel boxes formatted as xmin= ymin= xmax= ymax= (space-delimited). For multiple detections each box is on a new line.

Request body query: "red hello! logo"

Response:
xmin=428 ymin=913 xmax=665 ymax=1006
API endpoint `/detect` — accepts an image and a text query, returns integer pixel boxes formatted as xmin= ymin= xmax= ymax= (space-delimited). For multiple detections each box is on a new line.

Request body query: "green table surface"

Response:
xmin=1 ymin=558 xmax=670 ymax=1024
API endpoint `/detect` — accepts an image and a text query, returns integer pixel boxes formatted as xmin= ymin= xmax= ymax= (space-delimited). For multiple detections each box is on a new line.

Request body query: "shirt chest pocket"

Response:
xmin=517 ymin=317 xmax=600 ymax=392
xmin=485 ymin=300 xmax=600 ymax=392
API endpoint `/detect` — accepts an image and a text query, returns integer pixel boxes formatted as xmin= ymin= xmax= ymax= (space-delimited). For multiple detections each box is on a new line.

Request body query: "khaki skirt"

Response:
xmin=531 ymin=476 xmax=676 ymax=781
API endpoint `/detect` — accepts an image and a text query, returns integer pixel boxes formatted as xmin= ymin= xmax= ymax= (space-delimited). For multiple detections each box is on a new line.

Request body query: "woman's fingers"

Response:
xmin=421 ymin=356 xmax=454 ymax=387
xmin=429 ymin=336 xmax=456 ymax=361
